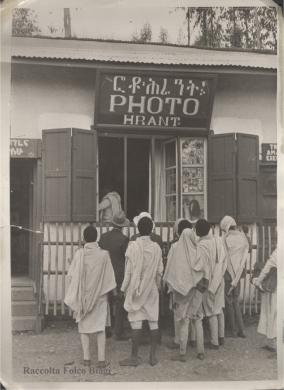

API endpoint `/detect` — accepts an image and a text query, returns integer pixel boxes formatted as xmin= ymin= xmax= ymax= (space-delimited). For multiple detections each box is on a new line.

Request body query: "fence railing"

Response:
xmin=40 ymin=222 xmax=277 ymax=317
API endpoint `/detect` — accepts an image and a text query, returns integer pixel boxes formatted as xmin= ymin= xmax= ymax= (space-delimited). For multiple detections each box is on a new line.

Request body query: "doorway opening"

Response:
xmin=10 ymin=159 xmax=34 ymax=276
xmin=127 ymin=138 xmax=150 ymax=220
xmin=98 ymin=136 xmax=150 ymax=221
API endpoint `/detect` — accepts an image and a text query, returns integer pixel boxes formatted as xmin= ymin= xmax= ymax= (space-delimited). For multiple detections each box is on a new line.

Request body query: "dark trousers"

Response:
xmin=224 ymin=275 xmax=244 ymax=335
xmin=110 ymin=295 xmax=128 ymax=337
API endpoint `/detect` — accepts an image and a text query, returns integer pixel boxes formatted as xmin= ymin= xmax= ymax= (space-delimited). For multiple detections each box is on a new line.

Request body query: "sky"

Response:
xmin=29 ymin=7 xmax=197 ymax=45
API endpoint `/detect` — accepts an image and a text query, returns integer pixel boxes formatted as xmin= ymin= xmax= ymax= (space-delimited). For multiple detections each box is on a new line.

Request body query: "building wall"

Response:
xmin=11 ymin=63 xmax=96 ymax=138
xmin=11 ymin=63 xmax=277 ymax=146
xmin=212 ymin=73 xmax=277 ymax=145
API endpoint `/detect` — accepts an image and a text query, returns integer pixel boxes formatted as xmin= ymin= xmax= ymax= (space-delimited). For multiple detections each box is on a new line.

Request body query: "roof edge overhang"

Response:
xmin=12 ymin=56 xmax=277 ymax=76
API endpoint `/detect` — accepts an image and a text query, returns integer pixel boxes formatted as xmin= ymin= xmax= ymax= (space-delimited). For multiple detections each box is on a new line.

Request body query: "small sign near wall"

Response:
xmin=261 ymin=143 xmax=277 ymax=162
xmin=10 ymin=139 xmax=42 ymax=158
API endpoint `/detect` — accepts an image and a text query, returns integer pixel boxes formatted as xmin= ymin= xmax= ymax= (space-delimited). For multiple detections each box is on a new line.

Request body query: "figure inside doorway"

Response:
xmin=99 ymin=187 xmax=122 ymax=223
xmin=184 ymin=199 xmax=201 ymax=224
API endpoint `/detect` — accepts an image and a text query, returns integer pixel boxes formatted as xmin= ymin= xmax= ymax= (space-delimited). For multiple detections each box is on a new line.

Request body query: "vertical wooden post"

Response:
xmin=69 ymin=222 xmax=74 ymax=317
xmin=78 ymin=223 xmax=82 ymax=247
xmin=177 ymin=138 xmax=182 ymax=218
xmin=54 ymin=223 xmax=59 ymax=316
xmin=262 ymin=225 xmax=265 ymax=263
xmin=151 ymin=137 xmax=156 ymax=217
xmin=248 ymin=226 xmax=253 ymax=316
xmin=124 ymin=136 xmax=127 ymax=215
xmin=61 ymin=223 xmax=66 ymax=315
xmin=38 ymin=223 xmax=44 ymax=317
xmin=268 ymin=225 xmax=272 ymax=256
xmin=46 ymin=223 xmax=51 ymax=315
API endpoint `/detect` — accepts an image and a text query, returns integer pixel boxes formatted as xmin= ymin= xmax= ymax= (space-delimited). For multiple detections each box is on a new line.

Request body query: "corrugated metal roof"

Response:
xmin=11 ymin=37 xmax=277 ymax=69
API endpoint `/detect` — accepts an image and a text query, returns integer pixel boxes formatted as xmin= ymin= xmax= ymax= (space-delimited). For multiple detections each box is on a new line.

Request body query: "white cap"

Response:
xmin=133 ymin=212 xmax=155 ymax=228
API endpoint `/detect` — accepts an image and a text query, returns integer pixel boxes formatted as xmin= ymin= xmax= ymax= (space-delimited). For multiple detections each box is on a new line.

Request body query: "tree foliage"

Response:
xmin=175 ymin=6 xmax=277 ymax=51
xmin=12 ymin=8 xmax=40 ymax=36
xmin=159 ymin=27 xmax=169 ymax=44
xmin=132 ymin=22 xmax=152 ymax=43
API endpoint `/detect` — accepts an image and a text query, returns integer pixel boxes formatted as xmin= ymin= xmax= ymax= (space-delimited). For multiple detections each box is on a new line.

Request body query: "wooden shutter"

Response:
xmin=236 ymin=133 xmax=259 ymax=222
xmin=72 ymin=129 xmax=97 ymax=222
xmin=42 ymin=129 xmax=72 ymax=221
xmin=207 ymin=133 xmax=237 ymax=223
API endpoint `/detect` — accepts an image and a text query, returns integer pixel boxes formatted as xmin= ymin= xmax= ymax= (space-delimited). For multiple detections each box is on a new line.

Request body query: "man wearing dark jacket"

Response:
xmin=99 ymin=211 xmax=130 ymax=340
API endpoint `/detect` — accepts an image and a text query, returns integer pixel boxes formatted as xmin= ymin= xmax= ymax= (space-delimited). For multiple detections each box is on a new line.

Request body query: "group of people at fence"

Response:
xmin=64 ymin=209 xmax=278 ymax=369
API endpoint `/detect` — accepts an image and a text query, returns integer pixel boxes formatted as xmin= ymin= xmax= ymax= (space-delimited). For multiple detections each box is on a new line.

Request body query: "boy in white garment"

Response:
xmin=119 ymin=216 xmax=164 ymax=366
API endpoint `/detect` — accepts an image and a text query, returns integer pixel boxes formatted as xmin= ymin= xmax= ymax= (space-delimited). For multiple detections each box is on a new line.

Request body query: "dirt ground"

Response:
xmin=12 ymin=316 xmax=277 ymax=383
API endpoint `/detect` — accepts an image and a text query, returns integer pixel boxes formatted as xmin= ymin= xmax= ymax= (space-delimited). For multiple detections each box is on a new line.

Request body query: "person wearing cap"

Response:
xmin=220 ymin=215 xmax=249 ymax=338
xmin=99 ymin=211 xmax=130 ymax=340
xmin=195 ymin=219 xmax=227 ymax=350
xmin=64 ymin=225 xmax=116 ymax=368
xmin=130 ymin=212 xmax=163 ymax=249
xmin=119 ymin=216 xmax=164 ymax=367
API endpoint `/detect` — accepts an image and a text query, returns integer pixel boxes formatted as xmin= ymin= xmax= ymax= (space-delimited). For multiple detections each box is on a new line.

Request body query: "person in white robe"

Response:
xmin=119 ymin=216 xmax=164 ymax=367
xmin=64 ymin=226 xmax=116 ymax=368
xmin=164 ymin=219 xmax=192 ymax=350
xmin=253 ymin=248 xmax=277 ymax=352
xmin=195 ymin=219 xmax=227 ymax=349
xmin=164 ymin=227 xmax=210 ymax=361
xmin=220 ymin=216 xmax=249 ymax=338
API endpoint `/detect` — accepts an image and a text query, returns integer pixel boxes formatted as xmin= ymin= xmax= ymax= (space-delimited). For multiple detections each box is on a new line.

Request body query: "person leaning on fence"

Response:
xmin=64 ymin=225 xmax=116 ymax=368
xmin=119 ymin=216 xmax=164 ymax=367
xmin=98 ymin=187 xmax=122 ymax=223
xmin=220 ymin=216 xmax=249 ymax=338
xmin=99 ymin=211 xmax=130 ymax=340
xmin=164 ymin=224 xmax=209 ymax=361
xmin=195 ymin=219 xmax=227 ymax=350
xmin=253 ymin=248 xmax=277 ymax=353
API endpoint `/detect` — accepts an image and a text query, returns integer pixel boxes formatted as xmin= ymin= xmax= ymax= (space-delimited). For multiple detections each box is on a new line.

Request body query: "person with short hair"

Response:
xmin=220 ymin=216 xmax=249 ymax=338
xmin=130 ymin=211 xmax=163 ymax=249
xmin=119 ymin=216 xmax=164 ymax=367
xmin=195 ymin=219 xmax=227 ymax=350
xmin=99 ymin=211 xmax=130 ymax=340
xmin=64 ymin=225 xmax=116 ymax=368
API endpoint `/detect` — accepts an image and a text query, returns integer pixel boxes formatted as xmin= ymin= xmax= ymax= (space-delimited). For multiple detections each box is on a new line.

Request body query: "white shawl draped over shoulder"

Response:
xmin=121 ymin=237 xmax=163 ymax=314
xmin=163 ymin=229 xmax=204 ymax=296
xmin=64 ymin=243 xmax=116 ymax=322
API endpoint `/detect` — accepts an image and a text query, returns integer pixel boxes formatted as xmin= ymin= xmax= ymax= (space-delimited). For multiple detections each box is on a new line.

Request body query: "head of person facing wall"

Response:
xmin=137 ymin=216 xmax=154 ymax=236
xmin=83 ymin=225 xmax=98 ymax=243
xmin=195 ymin=219 xmax=211 ymax=238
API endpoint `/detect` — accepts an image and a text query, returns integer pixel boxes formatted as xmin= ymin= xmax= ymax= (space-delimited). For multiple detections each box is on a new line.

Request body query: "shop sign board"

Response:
xmin=261 ymin=143 xmax=277 ymax=162
xmin=10 ymin=138 xmax=42 ymax=158
xmin=96 ymin=70 xmax=217 ymax=131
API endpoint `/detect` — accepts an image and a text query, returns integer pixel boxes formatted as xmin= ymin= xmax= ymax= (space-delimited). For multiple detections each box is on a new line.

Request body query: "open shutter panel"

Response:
xmin=207 ymin=133 xmax=237 ymax=223
xmin=42 ymin=129 xmax=72 ymax=221
xmin=72 ymin=129 xmax=97 ymax=222
xmin=237 ymin=133 xmax=259 ymax=223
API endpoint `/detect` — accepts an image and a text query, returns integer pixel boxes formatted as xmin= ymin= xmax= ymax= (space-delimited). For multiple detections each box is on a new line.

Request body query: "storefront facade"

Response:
xmin=10 ymin=37 xmax=277 ymax=327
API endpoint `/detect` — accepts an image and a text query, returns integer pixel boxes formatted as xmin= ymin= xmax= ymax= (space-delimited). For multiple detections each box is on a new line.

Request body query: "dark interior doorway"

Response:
xmin=98 ymin=137 xmax=124 ymax=206
xmin=127 ymin=138 xmax=149 ymax=220
xmin=98 ymin=136 xmax=150 ymax=221
xmin=10 ymin=159 xmax=34 ymax=276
